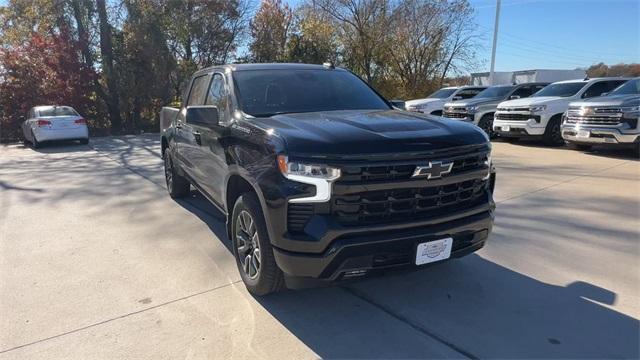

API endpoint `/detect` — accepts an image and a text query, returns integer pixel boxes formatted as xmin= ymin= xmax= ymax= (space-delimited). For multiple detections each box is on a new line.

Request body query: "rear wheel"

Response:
xmin=543 ymin=116 xmax=564 ymax=146
xmin=163 ymin=148 xmax=190 ymax=198
xmin=478 ymin=114 xmax=495 ymax=138
xmin=232 ymin=193 xmax=284 ymax=296
xmin=30 ymin=130 xmax=41 ymax=149
xmin=79 ymin=138 xmax=89 ymax=145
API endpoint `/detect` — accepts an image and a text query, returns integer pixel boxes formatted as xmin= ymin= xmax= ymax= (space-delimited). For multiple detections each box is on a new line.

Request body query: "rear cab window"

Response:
xmin=37 ymin=107 xmax=79 ymax=117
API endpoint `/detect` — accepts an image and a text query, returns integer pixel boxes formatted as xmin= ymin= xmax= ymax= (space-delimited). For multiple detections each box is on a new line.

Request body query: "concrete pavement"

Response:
xmin=1 ymin=135 xmax=638 ymax=359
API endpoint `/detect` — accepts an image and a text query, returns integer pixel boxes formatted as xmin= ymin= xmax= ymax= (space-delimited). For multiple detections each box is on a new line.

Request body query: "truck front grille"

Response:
xmin=495 ymin=113 xmax=531 ymax=121
xmin=565 ymin=107 xmax=623 ymax=126
xmin=443 ymin=111 xmax=469 ymax=119
xmin=338 ymin=151 xmax=489 ymax=184
xmin=332 ymin=179 xmax=487 ymax=226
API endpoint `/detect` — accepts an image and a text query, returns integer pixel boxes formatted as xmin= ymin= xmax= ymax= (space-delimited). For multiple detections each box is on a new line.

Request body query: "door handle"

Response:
xmin=193 ymin=131 xmax=202 ymax=145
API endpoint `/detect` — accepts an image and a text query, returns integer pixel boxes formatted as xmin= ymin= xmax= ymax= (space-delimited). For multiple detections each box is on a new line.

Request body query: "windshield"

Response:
xmin=610 ymin=79 xmax=639 ymax=95
xmin=475 ymin=86 xmax=514 ymax=99
xmin=427 ymin=88 xmax=457 ymax=99
xmin=233 ymin=69 xmax=390 ymax=117
xmin=38 ymin=106 xmax=78 ymax=117
xmin=532 ymin=82 xmax=586 ymax=97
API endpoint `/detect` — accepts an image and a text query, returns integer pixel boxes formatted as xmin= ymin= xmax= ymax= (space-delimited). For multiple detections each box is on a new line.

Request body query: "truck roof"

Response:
xmin=553 ymin=77 xmax=630 ymax=84
xmin=195 ymin=63 xmax=347 ymax=76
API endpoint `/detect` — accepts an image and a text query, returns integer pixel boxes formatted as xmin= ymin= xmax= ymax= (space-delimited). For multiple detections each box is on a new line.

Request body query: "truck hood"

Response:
xmin=445 ymin=97 xmax=503 ymax=108
xmin=405 ymin=98 xmax=442 ymax=107
xmin=249 ymin=110 xmax=488 ymax=157
xmin=569 ymin=94 xmax=640 ymax=108
xmin=499 ymin=96 xmax=565 ymax=107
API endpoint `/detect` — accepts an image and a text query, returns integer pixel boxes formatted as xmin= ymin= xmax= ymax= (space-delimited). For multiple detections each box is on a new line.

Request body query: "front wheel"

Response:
xmin=543 ymin=116 xmax=564 ymax=146
xmin=478 ymin=114 xmax=495 ymax=138
xmin=232 ymin=193 xmax=284 ymax=296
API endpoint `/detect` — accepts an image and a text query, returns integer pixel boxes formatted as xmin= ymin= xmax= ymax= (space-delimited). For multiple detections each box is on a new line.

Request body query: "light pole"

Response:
xmin=489 ymin=0 xmax=501 ymax=85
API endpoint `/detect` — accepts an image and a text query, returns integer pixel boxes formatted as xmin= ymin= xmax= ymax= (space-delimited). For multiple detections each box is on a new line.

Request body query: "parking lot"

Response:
xmin=0 ymin=135 xmax=638 ymax=359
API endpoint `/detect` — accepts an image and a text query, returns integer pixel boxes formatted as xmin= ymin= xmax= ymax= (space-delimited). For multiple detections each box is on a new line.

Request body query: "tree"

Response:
xmin=249 ymin=0 xmax=293 ymax=62
xmin=0 ymin=32 xmax=96 ymax=141
xmin=316 ymin=0 xmax=390 ymax=84
xmin=286 ymin=6 xmax=340 ymax=64
xmin=96 ymin=0 xmax=123 ymax=133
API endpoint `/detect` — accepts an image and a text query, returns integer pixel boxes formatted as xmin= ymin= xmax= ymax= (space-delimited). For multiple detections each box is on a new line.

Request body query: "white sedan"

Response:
xmin=22 ymin=105 xmax=89 ymax=148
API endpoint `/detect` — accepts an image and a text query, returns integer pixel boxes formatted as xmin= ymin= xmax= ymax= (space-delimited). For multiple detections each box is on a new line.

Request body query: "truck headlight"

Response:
xmin=483 ymin=152 xmax=492 ymax=180
xmin=278 ymin=155 xmax=340 ymax=203
xmin=529 ymin=105 xmax=547 ymax=113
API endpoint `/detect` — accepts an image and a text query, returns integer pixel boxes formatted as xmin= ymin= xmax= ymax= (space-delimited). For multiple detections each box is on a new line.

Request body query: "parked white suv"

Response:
xmin=493 ymin=78 xmax=628 ymax=145
xmin=405 ymin=86 xmax=487 ymax=116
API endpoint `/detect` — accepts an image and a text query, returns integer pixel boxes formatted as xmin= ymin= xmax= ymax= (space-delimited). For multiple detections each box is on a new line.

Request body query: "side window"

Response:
xmin=603 ymin=80 xmax=626 ymax=94
xmin=511 ymin=86 xmax=532 ymax=98
xmin=187 ymin=75 xmax=211 ymax=106
xmin=457 ymin=88 xmax=483 ymax=99
xmin=531 ymin=84 xmax=547 ymax=95
xmin=582 ymin=82 xmax=605 ymax=98
xmin=205 ymin=73 xmax=230 ymax=123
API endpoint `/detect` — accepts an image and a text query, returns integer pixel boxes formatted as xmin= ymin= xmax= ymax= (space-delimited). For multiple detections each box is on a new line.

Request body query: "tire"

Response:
xmin=543 ymin=116 xmax=564 ymax=146
xmin=231 ymin=193 xmax=285 ymax=296
xmin=79 ymin=138 xmax=89 ymax=145
xmin=478 ymin=114 xmax=495 ymax=138
xmin=163 ymin=148 xmax=190 ymax=198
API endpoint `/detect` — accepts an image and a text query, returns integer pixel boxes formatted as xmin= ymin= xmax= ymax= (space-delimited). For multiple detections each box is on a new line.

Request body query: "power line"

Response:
xmin=476 ymin=23 xmax=638 ymax=57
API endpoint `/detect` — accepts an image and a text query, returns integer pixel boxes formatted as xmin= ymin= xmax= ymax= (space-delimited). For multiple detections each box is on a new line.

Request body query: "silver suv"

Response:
xmin=562 ymin=78 xmax=639 ymax=150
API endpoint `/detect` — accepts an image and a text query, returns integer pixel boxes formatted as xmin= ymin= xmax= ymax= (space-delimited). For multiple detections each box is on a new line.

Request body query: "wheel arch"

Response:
xmin=225 ymin=172 xmax=266 ymax=241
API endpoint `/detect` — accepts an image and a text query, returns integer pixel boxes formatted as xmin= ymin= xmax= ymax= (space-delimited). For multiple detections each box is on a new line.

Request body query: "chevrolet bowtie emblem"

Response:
xmin=412 ymin=161 xmax=454 ymax=179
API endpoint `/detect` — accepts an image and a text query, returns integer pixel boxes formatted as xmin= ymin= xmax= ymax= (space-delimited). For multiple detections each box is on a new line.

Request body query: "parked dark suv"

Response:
xmin=161 ymin=63 xmax=496 ymax=295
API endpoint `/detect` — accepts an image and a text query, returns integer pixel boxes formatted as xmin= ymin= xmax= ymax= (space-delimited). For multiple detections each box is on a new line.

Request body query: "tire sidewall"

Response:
xmin=231 ymin=193 xmax=282 ymax=295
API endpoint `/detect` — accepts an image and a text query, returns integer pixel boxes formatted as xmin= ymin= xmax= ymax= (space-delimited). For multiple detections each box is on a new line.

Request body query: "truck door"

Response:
xmin=195 ymin=72 xmax=231 ymax=206
xmin=174 ymin=73 xmax=211 ymax=184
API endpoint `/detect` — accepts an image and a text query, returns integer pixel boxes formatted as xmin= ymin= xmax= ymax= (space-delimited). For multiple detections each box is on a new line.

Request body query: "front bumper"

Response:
xmin=493 ymin=116 xmax=547 ymax=136
xmin=273 ymin=208 xmax=493 ymax=280
xmin=561 ymin=124 xmax=640 ymax=144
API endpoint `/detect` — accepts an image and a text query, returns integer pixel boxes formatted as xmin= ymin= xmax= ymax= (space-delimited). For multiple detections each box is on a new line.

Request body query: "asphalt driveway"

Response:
xmin=1 ymin=135 xmax=638 ymax=359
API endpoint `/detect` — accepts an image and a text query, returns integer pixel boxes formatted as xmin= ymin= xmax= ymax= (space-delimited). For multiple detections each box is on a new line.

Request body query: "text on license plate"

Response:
xmin=416 ymin=238 xmax=453 ymax=265
xmin=577 ymin=130 xmax=590 ymax=138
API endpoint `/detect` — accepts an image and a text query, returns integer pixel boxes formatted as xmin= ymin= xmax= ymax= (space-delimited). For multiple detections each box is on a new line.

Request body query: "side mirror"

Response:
xmin=509 ymin=95 xmax=521 ymax=100
xmin=389 ymin=100 xmax=405 ymax=110
xmin=186 ymin=105 xmax=219 ymax=126
xmin=452 ymin=96 xmax=463 ymax=101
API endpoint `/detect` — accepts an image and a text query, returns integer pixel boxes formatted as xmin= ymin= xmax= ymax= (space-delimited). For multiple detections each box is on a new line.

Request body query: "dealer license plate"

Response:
xmin=577 ymin=130 xmax=590 ymax=138
xmin=416 ymin=238 xmax=453 ymax=265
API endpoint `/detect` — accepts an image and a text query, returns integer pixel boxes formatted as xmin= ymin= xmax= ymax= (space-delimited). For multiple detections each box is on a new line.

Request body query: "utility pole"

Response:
xmin=489 ymin=0 xmax=501 ymax=85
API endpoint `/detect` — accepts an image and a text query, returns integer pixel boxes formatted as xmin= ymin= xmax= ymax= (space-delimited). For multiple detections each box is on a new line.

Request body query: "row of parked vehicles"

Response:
xmin=406 ymin=77 xmax=640 ymax=150
xmin=20 ymin=64 xmax=637 ymax=296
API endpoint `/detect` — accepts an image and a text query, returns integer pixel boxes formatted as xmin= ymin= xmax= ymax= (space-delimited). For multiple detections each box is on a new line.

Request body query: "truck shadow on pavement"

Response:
xmin=176 ymin=187 xmax=639 ymax=359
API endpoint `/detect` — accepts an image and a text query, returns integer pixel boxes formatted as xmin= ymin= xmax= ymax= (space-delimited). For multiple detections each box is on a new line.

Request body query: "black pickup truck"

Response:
xmin=161 ymin=63 xmax=496 ymax=295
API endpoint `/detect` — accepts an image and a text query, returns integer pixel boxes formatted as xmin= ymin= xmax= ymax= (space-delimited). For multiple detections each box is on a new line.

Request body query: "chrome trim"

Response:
xmin=287 ymin=174 xmax=339 ymax=203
